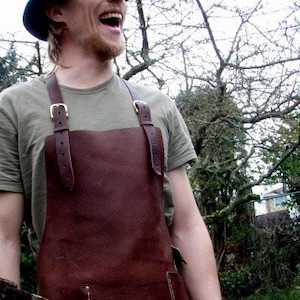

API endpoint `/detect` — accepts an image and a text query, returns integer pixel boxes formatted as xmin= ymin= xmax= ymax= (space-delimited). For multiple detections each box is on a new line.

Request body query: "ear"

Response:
xmin=46 ymin=4 xmax=65 ymax=23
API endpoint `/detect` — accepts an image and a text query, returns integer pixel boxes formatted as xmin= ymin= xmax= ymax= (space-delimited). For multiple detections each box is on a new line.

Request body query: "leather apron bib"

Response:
xmin=37 ymin=75 xmax=189 ymax=300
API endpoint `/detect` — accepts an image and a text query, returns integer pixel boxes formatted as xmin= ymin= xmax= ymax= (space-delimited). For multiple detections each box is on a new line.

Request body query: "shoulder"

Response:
xmin=120 ymin=78 xmax=178 ymax=119
xmin=0 ymin=76 xmax=46 ymax=106
xmin=1 ymin=76 xmax=44 ymax=95
xmin=128 ymin=80 xmax=173 ymax=104
xmin=0 ymin=76 xmax=50 ymax=127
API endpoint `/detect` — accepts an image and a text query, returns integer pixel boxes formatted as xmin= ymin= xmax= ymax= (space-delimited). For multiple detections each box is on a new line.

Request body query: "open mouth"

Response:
xmin=99 ymin=13 xmax=123 ymax=27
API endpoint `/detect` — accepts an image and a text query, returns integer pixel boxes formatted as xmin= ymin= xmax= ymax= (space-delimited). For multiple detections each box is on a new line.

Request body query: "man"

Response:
xmin=0 ymin=0 xmax=221 ymax=299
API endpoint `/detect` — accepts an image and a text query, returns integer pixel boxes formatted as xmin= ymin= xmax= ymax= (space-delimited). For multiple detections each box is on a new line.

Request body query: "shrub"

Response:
xmin=242 ymin=288 xmax=300 ymax=300
xmin=220 ymin=267 xmax=254 ymax=299
xmin=20 ymin=225 xmax=37 ymax=293
xmin=250 ymin=216 xmax=300 ymax=293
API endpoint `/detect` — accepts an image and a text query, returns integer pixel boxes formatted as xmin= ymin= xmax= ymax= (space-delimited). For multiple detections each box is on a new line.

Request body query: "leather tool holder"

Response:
xmin=0 ymin=278 xmax=47 ymax=300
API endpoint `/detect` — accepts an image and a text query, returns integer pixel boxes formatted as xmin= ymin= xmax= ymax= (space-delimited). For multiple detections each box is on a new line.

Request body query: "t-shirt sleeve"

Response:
xmin=166 ymin=101 xmax=197 ymax=171
xmin=0 ymin=93 xmax=24 ymax=193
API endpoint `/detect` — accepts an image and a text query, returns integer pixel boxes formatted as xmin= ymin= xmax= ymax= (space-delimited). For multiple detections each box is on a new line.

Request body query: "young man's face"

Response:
xmin=50 ymin=0 xmax=127 ymax=60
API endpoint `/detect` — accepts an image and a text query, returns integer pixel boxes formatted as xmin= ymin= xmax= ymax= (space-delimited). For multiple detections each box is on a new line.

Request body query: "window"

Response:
xmin=274 ymin=196 xmax=287 ymax=207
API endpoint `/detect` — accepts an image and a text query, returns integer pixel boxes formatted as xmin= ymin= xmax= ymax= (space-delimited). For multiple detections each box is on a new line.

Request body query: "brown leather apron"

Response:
xmin=37 ymin=74 xmax=189 ymax=300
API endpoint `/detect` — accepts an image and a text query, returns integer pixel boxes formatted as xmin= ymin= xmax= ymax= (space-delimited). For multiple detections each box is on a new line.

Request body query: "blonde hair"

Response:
xmin=47 ymin=21 xmax=62 ymax=65
xmin=46 ymin=0 xmax=66 ymax=65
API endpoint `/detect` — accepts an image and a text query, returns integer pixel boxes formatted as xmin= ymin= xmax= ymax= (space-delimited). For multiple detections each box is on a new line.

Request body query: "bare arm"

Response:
xmin=168 ymin=166 xmax=222 ymax=300
xmin=0 ymin=191 xmax=24 ymax=287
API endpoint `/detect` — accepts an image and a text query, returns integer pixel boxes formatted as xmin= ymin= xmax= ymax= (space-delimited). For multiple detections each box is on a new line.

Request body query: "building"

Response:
xmin=253 ymin=183 xmax=299 ymax=218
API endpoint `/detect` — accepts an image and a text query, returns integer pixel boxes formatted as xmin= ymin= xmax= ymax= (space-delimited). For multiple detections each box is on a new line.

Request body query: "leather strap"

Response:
xmin=45 ymin=74 xmax=75 ymax=191
xmin=45 ymin=74 xmax=163 ymax=190
xmin=123 ymin=80 xmax=163 ymax=175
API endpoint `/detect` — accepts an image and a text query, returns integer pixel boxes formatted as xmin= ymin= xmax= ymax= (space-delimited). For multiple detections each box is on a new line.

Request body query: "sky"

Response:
xmin=0 ymin=0 xmax=297 ymax=72
xmin=0 ymin=0 xmax=34 ymax=40
xmin=0 ymin=0 xmax=291 ymax=41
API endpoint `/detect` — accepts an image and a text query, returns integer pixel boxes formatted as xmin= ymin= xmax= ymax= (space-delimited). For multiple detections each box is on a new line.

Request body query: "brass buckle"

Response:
xmin=132 ymin=100 xmax=146 ymax=113
xmin=50 ymin=103 xmax=69 ymax=119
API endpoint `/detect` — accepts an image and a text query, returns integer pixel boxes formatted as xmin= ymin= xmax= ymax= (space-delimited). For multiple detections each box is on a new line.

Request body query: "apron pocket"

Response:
xmin=64 ymin=284 xmax=92 ymax=300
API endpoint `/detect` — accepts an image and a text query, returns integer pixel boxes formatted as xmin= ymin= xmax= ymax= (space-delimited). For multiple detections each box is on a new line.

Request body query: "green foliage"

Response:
xmin=220 ymin=216 xmax=300 ymax=299
xmin=176 ymin=86 xmax=250 ymax=215
xmin=241 ymin=288 xmax=300 ymax=300
xmin=0 ymin=42 xmax=25 ymax=90
xmin=220 ymin=267 xmax=254 ymax=299
xmin=219 ymin=204 xmax=257 ymax=298
xmin=294 ymin=263 xmax=300 ymax=287
xmin=176 ymin=86 xmax=254 ymax=267
xmin=251 ymin=217 xmax=299 ymax=290
xmin=0 ymin=41 xmax=40 ymax=91
xmin=20 ymin=226 xmax=37 ymax=293
xmin=262 ymin=113 xmax=300 ymax=208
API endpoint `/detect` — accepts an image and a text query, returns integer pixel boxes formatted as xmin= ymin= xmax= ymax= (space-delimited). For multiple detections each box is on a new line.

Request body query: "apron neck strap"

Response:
xmin=45 ymin=74 xmax=163 ymax=190
xmin=45 ymin=73 xmax=75 ymax=191
xmin=122 ymin=79 xmax=164 ymax=175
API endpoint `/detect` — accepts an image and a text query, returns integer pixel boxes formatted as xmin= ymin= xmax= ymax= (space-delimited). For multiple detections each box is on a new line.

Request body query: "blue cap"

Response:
xmin=23 ymin=0 xmax=48 ymax=41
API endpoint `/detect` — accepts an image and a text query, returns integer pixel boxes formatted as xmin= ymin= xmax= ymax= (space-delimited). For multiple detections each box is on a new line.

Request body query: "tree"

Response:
xmin=0 ymin=42 xmax=24 ymax=90
xmin=176 ymin=85 xmax=257 ymax=266
xmin=118 ymin=0 xmax=300 ymax=269
xmin=0 ymin=38 xmax=47 ymax=90
xmin=175 ymin=0 xmax=300 ymax=269
xmin=264 ymin=113 xmax=300 ymax=208
xmin=114 ymin=0 xmax=300 ymax=221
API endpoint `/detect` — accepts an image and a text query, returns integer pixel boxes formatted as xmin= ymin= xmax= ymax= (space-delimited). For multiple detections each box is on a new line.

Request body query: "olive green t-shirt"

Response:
xmin=0 ymin=74 xmax=196 ymax=253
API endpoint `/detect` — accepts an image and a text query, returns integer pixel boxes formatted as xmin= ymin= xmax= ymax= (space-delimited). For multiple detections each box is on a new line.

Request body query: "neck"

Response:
xmin=53 ymin=48 xmax=114 ymax=89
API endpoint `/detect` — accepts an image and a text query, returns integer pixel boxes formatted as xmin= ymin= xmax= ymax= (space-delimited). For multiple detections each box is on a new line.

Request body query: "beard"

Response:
xmin=86 ymin=32 xmax=125 ymax=61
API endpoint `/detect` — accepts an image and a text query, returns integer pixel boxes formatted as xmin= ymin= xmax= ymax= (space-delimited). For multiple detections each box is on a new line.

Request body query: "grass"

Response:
xmin=242 ymin=287 xmax=300 ymax=300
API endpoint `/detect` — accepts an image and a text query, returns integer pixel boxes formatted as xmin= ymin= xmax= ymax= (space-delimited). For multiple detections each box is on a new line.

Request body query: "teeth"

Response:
xmin=99 ymin=13 xmax=122 ymax=20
